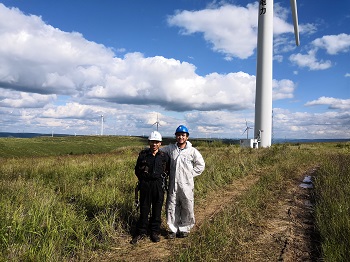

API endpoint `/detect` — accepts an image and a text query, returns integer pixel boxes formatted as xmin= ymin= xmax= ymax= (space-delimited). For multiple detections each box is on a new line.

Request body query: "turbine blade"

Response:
xmin=290 ymin=0 xmax=300 ymax=46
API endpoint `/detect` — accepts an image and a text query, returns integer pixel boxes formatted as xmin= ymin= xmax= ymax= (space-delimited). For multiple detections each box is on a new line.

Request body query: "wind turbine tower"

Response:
xmin=100 ymin=115 xmax=104 ymax=136
xmin=242 ymin=120 xmax=253 ymax=139
xmin=152 ymin=113 xmax=161 ymax=131
xmin=254 ymin=0 xmax=300 ymax=147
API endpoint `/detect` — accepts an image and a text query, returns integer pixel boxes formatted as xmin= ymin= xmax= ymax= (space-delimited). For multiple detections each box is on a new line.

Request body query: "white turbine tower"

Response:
xmin=100 ymin=115 xmax=104 ymax=136
xmin=254 ymin=0 xmax=300 ymax=147
xmin=152 ymin=113 xmax=161 ymax=131
xmin=242 ymin=120 xmax=253 ymax=139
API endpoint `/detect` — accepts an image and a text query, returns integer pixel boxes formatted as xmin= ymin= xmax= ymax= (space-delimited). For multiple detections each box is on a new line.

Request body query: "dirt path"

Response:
xmin=278 ymin=168 xmax=320 ymax=261
xmin=94 ymin=169 xmax=319 ymax=261
xmin=238 ymin=167 xmax=320 ymax=261
xmin=95 ymin=175 xmax=259 ymax=261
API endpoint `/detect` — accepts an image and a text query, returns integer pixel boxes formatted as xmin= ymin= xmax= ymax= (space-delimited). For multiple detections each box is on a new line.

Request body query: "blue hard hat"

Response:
xmin=175 ymin=125 xmax=189 ymax=135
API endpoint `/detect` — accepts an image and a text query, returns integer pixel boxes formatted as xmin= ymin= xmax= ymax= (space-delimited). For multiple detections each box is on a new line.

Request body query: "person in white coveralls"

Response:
xmin=161 ymin=125 xmax=205 ymax=239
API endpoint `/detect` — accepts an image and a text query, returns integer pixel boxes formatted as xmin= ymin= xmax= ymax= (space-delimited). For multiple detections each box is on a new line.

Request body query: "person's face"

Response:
xmin=175 ymin=132 xmax=188 ymax=145
xmin=149 ymin=140 xmax=161 ymax=152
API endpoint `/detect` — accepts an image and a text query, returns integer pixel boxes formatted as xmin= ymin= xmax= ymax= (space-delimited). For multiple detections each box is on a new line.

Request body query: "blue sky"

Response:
xmin=0 ymin=0 xmax=349 ymax=140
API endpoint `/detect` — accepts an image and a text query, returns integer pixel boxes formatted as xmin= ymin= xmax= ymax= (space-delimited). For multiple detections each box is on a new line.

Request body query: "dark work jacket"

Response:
xmin=135 ymin=149 xmax=170 ymax=181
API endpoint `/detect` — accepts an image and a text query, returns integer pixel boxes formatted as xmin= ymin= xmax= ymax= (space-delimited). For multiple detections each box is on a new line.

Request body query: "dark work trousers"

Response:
xmin=137 ymin=179 xmax=164 ymax=235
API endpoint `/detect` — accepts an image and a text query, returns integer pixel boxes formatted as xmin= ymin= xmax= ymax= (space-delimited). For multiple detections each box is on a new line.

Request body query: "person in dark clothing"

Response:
xmin=131 ymin=131 xmax=170 ymax=244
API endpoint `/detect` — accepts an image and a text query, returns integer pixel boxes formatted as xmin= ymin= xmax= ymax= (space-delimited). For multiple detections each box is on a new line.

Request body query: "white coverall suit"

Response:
xmin=161 ymin=141 xmax=205 ymax=234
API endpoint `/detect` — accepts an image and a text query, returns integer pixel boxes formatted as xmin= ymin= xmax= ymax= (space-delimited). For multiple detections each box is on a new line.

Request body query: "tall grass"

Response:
xmin=313 ymin=153 xmax=350 ymax=261
xmin=0 ymin=137 xmax=349 ymax=261
xmin=0 ymin=177 xmax=93 ymax=260
xmin=194 ymin=145 xmax=257 ymax=201
xmin=170 ymin=143 xmax=350 ymax=261
xmin=170 ymin=144 xmax=321 ymax=261
xmin=0 ymin=144 xmax=142 ymax=261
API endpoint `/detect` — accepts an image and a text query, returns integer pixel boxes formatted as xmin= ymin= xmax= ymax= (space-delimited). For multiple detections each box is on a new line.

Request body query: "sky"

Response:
xmin=0 ymin=0 xmax=349 ymax=140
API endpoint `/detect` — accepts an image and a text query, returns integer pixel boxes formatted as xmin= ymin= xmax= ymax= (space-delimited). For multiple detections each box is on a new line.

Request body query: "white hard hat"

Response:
xmin=148 ymin=131 xmax=162 ymax=141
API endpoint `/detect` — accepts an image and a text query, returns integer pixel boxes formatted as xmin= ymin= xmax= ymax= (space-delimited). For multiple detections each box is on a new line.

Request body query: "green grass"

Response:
xmin=0 ymin=137 xmax=349 ymax=261
xmin=313 ymin=153 xmax=350 ymax=261
xmin=170 ymin=144 xmax=321 ymax=261
xmin=0 ymin=137 xmax=145 ymax=260
xmin=170 ymin=143 xmax=350 ymax=261
xmin=0 ymin=136 xmax=147 ymax=157
xmin=0 ymin=178 xmax=93 ymax=261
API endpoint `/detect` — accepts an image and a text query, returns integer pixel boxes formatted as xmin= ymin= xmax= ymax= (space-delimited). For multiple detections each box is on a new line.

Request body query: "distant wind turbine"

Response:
xmin=100 ymin=115 xmax=104 ymax=136
xmin=254 ymin=0 xmax=300 ymax=147
xmin=242 ymin=120 xmax=253 ymax=139
xmin=152 ymin=113 xmax=161 ymax=131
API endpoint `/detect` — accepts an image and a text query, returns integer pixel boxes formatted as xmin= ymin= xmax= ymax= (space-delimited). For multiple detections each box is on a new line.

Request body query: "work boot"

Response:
xmin=150 ymin=232 xmax=160 ymax=243
xmin=166 ymin=232 xmax=176 ymax=239
xmin=130 ymin=234 xmax=146 ymax=244
xmin=177 ymin=231 xmax=189 ymax=238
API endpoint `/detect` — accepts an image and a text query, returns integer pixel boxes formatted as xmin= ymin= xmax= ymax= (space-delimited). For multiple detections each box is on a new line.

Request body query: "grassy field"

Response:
xmin=169 ymin=143 xmax=350 ymax=261
xmin=0 ymin=135 xmax=147 ymax=157
xmin=0 ymin=136 xmax=349 ymax=261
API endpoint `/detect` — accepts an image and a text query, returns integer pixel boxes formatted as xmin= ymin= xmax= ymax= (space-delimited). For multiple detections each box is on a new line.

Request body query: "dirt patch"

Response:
xmin=279 ymin=169 xmax=321 ymax=262
xmin=238 ymin=168 xmax=321 ymax=262
xmin=93 ymin=169 xmax=320 ymax=261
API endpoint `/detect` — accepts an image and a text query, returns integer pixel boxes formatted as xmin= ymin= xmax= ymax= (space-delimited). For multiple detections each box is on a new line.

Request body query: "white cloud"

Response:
xmin=290 ymin=34 xmax=350 ymax=71
xmin=273 ymin=108 xmax=350 ymax=139
xmin=312 ymin=33 xmax=350 ymax=55
xmin=167 ymin=3 xmax=258 ymax=60
xmin=273 ymin=79 xmax=295 ymax=100
xmin=186 ymin=110 xmax=249 ymax=131
xmin=0 ymin=3 xmax=300 ymax=115
xmin=305 ymin=96 xmax=350 ymax=110
xmin=167 ymin=3 xmax=312 ymax=60
xmin=42 ymin=102 xmax=102 ymax=119
xmin=0 ymin=88 xmax=56 ymax=108
xmin=0 ymin=4 xmax=115 ymax=95
xmin=0 ymin=3 xmax=262 ymax=113
xmin=85 ymin=53 xmax=258 ymax=111
xmin=289 ymin=49 xmax=332 ymax=70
